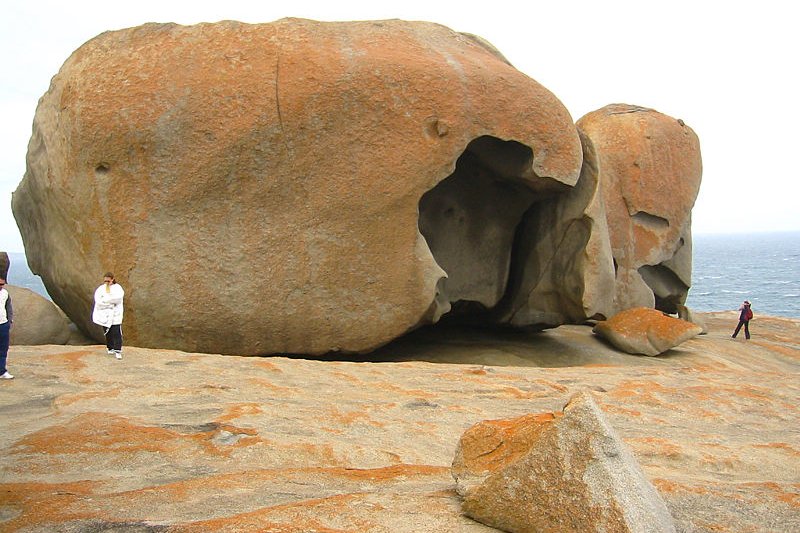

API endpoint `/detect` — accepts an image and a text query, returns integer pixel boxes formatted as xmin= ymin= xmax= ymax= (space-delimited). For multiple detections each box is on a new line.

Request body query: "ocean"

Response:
xmin=4 ymin=231 xmax=799 ymax=319
xmin=686 ymin=231 xmax=799 ymax=318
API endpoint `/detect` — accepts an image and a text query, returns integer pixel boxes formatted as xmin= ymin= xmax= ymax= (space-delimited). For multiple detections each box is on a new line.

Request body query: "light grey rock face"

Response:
xmin=452 ymin=391 xmax=676 ymax=533
xmin=492 ymin=130 xmax=616 ymax=328
xmin=7 ymin=285 xmax=71 ymax=345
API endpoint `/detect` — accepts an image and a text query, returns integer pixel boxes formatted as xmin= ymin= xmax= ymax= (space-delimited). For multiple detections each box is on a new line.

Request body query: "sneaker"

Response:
xmin=114 ymin=352 xmax=123 ymax=360
xmin=0 ymin=371 xmax=13 ymax=379
xmin=107 ymin=349 xmax=115 ymax=355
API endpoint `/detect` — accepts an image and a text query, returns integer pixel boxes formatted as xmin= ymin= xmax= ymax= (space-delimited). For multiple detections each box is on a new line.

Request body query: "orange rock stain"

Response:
xmin=245 ymin=377 xmax=296 ymax=395
xmin=43 ymin=349 xmax=96 ymax=372
xmin=254 ymin=360 xmax=283 ymax=373
xmin=54 ymin=388 xmax=122 ymax=409
xmin=601 ymin=404 xmax=642 ymax=417
xmin=752 ymin=442 xmax=800 ymax=457
xmin=457 ymin=412 xmax=559 ymax=474
xmin=625 ymin=436 xmax=683 ymax=458
xmin=10 ymin=413 xmax=182 ymax=455
xmin=0 ymin=480 xmax=102 ymax=531
xmin=170 ymin=493 xmax=363 ymax=533
xmin=216 ymin=402 xmax=262 ymax=423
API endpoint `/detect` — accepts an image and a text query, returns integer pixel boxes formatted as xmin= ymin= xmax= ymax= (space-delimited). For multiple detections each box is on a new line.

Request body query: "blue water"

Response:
xmin=4 ymin=253 xmax=49 ymax=298
xmin=5 ymin=231 xmax=799 ymax=319
xmin=686 ymin=231 xmax=799 ymax=318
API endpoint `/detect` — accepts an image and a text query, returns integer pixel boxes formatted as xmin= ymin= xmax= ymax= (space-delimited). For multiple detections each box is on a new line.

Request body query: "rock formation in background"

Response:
xmin=452 ymin=391 xmax=676 ymax=532
xmin=592 ymin=307 xmax=703 ymax=356
xmin=6 ymin=286 xmax=71 ymax=345
xmin=12 ymin=19 xmax=702 ymax=356
xmin=0 ymin=252 xmax=8 ymax=280
xmin=577 ymin=104 xmax=702 ymax=315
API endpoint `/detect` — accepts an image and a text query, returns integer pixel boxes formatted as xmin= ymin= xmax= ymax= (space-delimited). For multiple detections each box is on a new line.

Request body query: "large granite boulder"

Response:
xmin=577 ymin=104 xmax=702 ymax=315
xmin=6 ymin=285 xmax=71 ymax=345
xmin=593 ymin=307 xmax=703 ymax=356
xmin=452 ymin=391 xmax=676 ymax=532
xmin=12 ymin=19 xmax=584 ymax=355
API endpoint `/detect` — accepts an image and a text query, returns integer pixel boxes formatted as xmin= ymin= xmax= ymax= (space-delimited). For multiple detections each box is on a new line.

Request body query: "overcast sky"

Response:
xmin=2 ymin=0 xmax=798 ymax=253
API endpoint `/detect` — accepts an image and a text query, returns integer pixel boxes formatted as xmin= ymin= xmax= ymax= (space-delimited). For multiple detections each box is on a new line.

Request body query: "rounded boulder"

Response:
xmin=13 ymin=19 xmax=582 ymax=355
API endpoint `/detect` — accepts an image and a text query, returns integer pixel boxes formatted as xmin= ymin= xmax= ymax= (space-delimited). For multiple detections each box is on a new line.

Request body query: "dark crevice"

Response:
xmin=631 ymin=211 xmax=669 ymax=229
xmin=416 ymin=135 xmax=573 ymax=330
xmin=638 ymin=264 xmax=689 ymax=314
xmin=417 ymin=136 xmax=538 ymax=323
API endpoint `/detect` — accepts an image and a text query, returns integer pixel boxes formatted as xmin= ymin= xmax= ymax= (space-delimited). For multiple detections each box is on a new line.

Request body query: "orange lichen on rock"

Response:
xmin=216 ymin=402 xmax=262 ymax=423
xmin=10 ymin=413 xmax=183 ymax=455
xmin=452 ymin=412 xmax=558 ymax=475
xmin=624 ymin=436 xmax=685 ymax=460
xmin=593 ymin=307 xmax=703 ymax=356
xmin=752 ymin=442 xmax=800 ymax=457
xmin=54 ymin=388 xmax=122 ymax=409
xmin=169 ymin=493 xmax=364 ymax=533
xmin=43 ymin=349 xmax=95 ymax=372
xmin=652 ymin=478 xmax=712 ymax=496
xmin=0 ymin=480 xmax=101 ymax=530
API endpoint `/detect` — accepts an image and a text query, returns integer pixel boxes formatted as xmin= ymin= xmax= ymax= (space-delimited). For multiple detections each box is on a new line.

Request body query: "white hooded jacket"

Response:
xmin=92 ymin=283 xmax=124 ymax=327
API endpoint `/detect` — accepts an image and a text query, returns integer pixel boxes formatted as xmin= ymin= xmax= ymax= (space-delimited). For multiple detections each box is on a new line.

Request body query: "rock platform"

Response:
xmin=1 ymin=312 xmax=798 ymax=532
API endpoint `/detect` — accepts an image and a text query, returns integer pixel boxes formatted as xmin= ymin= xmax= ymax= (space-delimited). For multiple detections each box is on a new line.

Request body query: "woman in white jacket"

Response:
xmin=93 ymin=272 xmax=125 ymax=359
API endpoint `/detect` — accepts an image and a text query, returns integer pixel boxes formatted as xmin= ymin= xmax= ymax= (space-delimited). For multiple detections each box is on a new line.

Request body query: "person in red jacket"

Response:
xmin=731 ymin=300 xmax=753 ymax=340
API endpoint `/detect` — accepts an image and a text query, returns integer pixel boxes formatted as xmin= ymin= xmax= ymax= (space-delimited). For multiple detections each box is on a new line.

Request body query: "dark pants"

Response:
xmin=0 ymin=321 xmax=9 ymax=373
xmin=104 ymin=324 xmax=123 ymax=352
xmin=732 ymin=320 xmax=750 ymax=339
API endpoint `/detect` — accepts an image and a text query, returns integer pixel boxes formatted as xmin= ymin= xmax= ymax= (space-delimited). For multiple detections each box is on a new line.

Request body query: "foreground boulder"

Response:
xmin=6 ymin=285 xmax=71 ymax=345
xmin=452 ymin=391 xmax=676 ymax=532
xmin=593 ymin=307 xmax=703 ymax=356
xmin=13 ymin=18 xmax=584 ymax=355
xmin=577 ymin=105 xmax=702 ymax=315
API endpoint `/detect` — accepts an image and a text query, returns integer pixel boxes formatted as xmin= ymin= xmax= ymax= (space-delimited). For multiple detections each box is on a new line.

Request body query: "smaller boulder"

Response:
xmin=7 ymin=285 xmax=71 ymax=345
xmin=452 ymin=391 xmax=675 ymax=533
xmin=593 ymin=307 xmax=702 ymax=356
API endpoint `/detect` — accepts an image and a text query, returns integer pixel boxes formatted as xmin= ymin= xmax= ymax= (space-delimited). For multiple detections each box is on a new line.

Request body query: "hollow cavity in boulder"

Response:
xmin=418 ymin=136 xmax=565 ymax=324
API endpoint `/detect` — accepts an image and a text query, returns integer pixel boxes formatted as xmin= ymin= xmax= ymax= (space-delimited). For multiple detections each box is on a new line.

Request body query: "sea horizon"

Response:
xmin=5 ymin=230 xmax=799 ymax=319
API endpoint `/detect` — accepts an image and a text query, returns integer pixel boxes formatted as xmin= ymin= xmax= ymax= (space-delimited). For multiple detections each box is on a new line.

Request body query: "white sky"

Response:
xmin=2 ymin=0 xmax=798 ymax=253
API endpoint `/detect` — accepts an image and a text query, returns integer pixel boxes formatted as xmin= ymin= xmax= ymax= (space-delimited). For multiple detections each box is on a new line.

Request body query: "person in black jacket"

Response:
xmin=0 ymin=277 xmax=13 ymax=379
xmin=731 ymin=300 xmax=752 ymax=340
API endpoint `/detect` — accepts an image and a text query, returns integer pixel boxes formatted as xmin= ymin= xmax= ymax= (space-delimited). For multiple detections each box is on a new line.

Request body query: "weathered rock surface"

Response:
xmin=12 ymin=18 xmax=584 ymax=356
xmin=6 ymin=285 xmax=71 ymax=345
xmin=577 ymin=104 xmax=702 ymax=315
xmin=492 ymin=129 xmax=615 ymax=328
xmin=452 ymin=391 xmax=675 ymax=532
xmin=0 ymin=252 xmax=8 ymax=279
xmin=0 ymin=312 xmax=798 ymax=532
xmin=593 ymin=307 xmax=703 ymax=356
